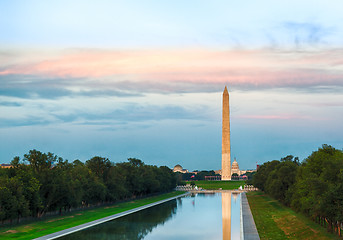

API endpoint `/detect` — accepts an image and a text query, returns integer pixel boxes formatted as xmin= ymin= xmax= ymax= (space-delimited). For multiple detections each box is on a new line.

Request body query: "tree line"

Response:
xmin=253 ymin=144 xmax=343 ymax=236
xmin=0 ymin=149 xmax=176 ymax=224
xmin=176 ymin=170 xmax=254 ymax=182
xmin=175 ymin=170 xmax=220 ymax=182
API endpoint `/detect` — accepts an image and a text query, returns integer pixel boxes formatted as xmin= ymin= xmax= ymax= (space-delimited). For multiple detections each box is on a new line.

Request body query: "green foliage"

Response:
xmin=290 ymin=144 xmax=343 ymax=233
xmin=245 ymin=171 xmax=256 ymax=184
xmin=178 ymin=170 xmax=220 ymax=181
xmin=23 ymin=150 xmax=58 ymax=174
xmin=0 ymin=176 xmax=30 ymax=223
xmin=253 ymin=155 xmax=299 ymax=205
xmin=85 ymin=156 xmax=112 ymax=181
xmin=253 ymin=160 xmax=280 ymax=192
xmin=266 ymin=158 xmax=299 ymax=205
xmin=252 ymin=144 xmax=343 ymax=235
xmin=0 ymin=149 xmax=177 ymax=224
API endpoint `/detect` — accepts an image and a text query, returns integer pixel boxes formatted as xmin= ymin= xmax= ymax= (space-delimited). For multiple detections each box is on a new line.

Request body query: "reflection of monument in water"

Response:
xmin=222 ymin=192 xmax=231 ymax=240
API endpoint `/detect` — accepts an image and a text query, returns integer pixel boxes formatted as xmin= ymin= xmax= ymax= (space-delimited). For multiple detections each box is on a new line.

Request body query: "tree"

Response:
xmin=15 ymin=169 xmax=42 ymax=217
xmin=105 ymin=165 xmax=129 ymax=201
xmin=158 ymin=166 xmax=176 ymax=192
xmin=265 ymin=159 xmax=298 ymax=205
xmin=123 ymin=158 xmax=145 ymax=196
xmin=0 ymin=176 xmax=29 ymax=223
xmin=291 ymin=145 xmax=343 ymax=232
xmin=10 ymin=156 xmax=42 ymax=217
xmin=85 ymin=156 xmax=112 ymax=182
xmin=23 ymin=149 xmax=57 ymax=174
xmin=253 ymin=155 xmax=299 ymax=206
xmin=253 ymin=160 xmax=280 ymax=191
xmin=83 ymin=175 xmax=107 ymax=205
xmin=0 ymin=150 xmax=180 ymax=223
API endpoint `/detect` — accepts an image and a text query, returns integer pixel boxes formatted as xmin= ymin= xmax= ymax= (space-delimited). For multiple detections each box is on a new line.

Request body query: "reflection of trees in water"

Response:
xmin=176 ymin=197 xmax=183 ymax=207
xmin=59 ymin=200 xmax=177 ymax=240
xmin=193 ymin=192 xmax=217 ymax=198
xmin=232 ymin=192 xmax=239 ymax=202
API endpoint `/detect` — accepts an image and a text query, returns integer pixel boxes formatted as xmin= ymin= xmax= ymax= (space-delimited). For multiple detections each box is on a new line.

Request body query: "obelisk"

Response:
xmin=222 ymin=86 xmax=231 ymax=180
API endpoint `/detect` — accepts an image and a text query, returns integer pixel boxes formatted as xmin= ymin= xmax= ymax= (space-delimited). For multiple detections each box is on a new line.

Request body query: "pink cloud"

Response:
xmin=1 ymin=48 xmax=343 ymax=89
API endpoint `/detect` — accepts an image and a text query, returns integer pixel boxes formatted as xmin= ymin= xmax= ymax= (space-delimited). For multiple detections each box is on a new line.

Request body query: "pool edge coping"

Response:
xmin=33 ymin=192 xmax=189 ymax=240
xmin=241 ymin=192 xmax=260 ymax=240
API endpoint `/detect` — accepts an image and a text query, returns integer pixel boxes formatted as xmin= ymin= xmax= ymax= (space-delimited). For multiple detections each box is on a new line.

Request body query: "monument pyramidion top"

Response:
xmin=223 ymin=86 xmax=229 ymax=95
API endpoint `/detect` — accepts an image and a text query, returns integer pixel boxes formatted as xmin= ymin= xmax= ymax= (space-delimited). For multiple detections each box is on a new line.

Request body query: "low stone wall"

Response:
xmin=244 ymin=185 xmax=258 ymax=191
xmin=175 ymin=185 xmax=194 ymax=191
xmin=175 ymin=184 xmax=258 ymax=192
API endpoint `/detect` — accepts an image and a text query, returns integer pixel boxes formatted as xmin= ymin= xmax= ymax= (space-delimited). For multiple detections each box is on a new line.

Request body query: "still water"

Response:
xmin=59 ymin=192 xmax=241 ymax=240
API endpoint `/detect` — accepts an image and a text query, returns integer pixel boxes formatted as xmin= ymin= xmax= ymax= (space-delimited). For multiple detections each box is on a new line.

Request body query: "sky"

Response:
xmin=0 ymin=0 xmax=342 ymax=171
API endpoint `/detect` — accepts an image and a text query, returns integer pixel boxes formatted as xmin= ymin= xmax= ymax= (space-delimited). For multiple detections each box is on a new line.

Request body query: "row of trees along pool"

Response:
xmin=253 ymin=144 xmax=343 ymax=237
xmin=0 ymin=149 xmax=176 ymax=224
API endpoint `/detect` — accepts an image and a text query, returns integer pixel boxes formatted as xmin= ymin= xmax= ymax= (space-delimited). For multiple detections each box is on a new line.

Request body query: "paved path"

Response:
xmin=241 ymin=192 xmax=260 ymax=240
xmin=34 ymin=193 xmax=189 ymax=240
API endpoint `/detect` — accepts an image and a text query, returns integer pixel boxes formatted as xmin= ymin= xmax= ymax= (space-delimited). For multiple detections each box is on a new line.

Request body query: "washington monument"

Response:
xmin=222 ymin=86 xmax=231 ymax=180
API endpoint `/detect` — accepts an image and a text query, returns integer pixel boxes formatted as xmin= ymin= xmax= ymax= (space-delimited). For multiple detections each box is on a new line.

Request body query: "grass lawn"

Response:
xmin=0 ymin=191 xmax=185 ymax=240
xmin=194 ymin=180 xmax=245 ymax=190
xmin=247 ymin=191 xmax=340 ymax=240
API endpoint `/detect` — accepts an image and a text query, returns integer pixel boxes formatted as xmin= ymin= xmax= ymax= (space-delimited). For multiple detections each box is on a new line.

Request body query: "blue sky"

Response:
xmin=0 ymin=0 xmax=342 ymax=171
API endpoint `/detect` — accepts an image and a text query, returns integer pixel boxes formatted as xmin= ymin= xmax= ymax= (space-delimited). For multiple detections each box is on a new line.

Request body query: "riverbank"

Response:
xmin=0 ymin=191 xmax=185 ymax=240
xmin=246 ymin=191 xmax=339 ymax=240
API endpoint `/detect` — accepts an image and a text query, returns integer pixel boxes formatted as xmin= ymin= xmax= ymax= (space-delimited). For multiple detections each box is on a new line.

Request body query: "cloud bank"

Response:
xmin=1 ymin=48 xmax=343 ymax=99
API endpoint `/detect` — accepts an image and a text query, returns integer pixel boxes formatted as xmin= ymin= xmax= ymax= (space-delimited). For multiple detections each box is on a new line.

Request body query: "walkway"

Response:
xmin=34 ymin=192 xmax=189 ymax=240
xmin=241 ymin=192 xmax=260 ymax=240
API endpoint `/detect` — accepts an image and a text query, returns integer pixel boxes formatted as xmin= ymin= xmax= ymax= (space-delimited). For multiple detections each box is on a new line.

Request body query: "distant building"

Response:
xmin=173 ymin=164 xmax=189 ymax=174
xmin=0 ymin=164 xmax=12 ymax=168
xmin=205 ymin=175 xmax=221 ymax=181
xmin=231 ymin=158 xmax=241 ymax=175
xmin=215 ymin=158 xmax=257 ymax=179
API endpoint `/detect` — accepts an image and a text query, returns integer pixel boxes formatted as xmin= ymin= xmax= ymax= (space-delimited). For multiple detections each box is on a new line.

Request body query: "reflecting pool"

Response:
xmin=59 ymin=192 xmax=241 ymax=240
